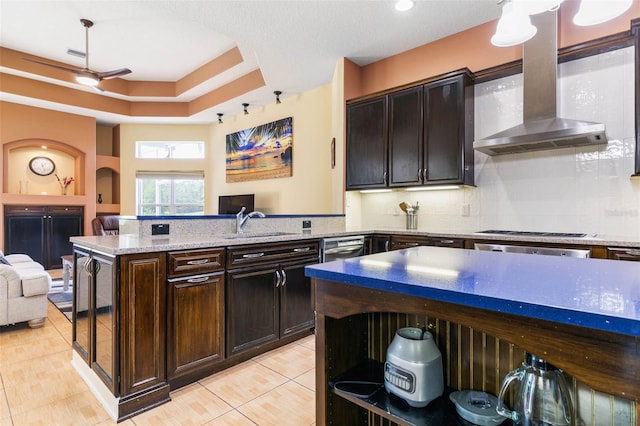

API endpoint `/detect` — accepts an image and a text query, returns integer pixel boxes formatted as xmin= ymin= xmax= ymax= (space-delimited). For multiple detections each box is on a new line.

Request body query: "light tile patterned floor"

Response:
xmin=0 ymin=302 xmax=316 ymax=425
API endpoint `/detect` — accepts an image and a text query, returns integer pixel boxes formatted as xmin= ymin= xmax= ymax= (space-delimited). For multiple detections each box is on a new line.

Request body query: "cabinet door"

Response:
xmin=48 ymin=207 xmax=83 ymax=268
xmin=424 ymin=76 xmax=465 ymax=184
xmin=607 ymin=247 xmax=640 ymax=261
xmin=346 ymin=97 xmax=388 ymax=189
xmin=3 ymin=206 xmax=46 ymax=265
xmin=72 ymin=248 xmax=92 ymax=363
xmin=93 ymin=252 xmax=116 ymax=393
xmin=119 ymin=252 xmax=167 ymax=397
xmin=226 ymin=265 xmax=279 ymax=356
xmin=280 ymin=258 xmax=316 ymax=337
xmin=389 ymin=86 xmax=423 ymax=187
xmin=168 ymin=272 xmax=225 ymax=380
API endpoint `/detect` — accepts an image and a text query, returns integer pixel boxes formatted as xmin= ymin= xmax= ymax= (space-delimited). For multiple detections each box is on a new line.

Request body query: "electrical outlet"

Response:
xmin=151 ymin=224 xmax=170 ymax=235
xmin=461 ymin=204 xmax=470 ymax=217
xmin=302 ymin=220 xmax=311 ymax=229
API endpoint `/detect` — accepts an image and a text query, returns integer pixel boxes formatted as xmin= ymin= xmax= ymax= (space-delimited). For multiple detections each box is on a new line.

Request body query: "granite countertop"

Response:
xmin=305 ymin=246 xmax=640 ymax=337
xmin=70 ymin=227 xmax=640 ymax=255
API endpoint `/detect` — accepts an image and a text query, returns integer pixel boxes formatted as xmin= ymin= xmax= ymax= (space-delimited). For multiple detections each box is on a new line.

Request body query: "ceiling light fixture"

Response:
xmin=573 ymin=0 xmax=632 ymax=26
xmin=274 ymin=90 xmax=282 ymax=104
xmin=395 ymin=0 xmax=414 ymax=12
xmin=491 ymin=0 xmax=537 ymax=47
xmin=75 ymin=71 xmax=100 ymax=86
xmin=217 ymin=113 xmax=223 ymax=124
xmin=242 ymin=103 xmax=249 ymax=115
xmin=515 ymin=0 xmax=564 ymax=15
xmin=493 ymin=0 xmax=633 ymax=47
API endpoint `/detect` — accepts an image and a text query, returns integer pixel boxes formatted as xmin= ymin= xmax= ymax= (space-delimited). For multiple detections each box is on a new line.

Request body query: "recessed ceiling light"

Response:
xmin=395 ymin=0 xmax=414 ymax=12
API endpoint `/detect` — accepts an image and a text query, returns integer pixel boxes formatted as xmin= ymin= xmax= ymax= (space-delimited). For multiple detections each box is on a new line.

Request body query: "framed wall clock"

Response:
xmin=28 ymin=156 xmax=56 ymax=176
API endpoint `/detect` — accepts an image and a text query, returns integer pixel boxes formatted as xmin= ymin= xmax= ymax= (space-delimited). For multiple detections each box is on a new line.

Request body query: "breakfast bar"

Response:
xmin=306 ymin=246 xmax=640 ymax=425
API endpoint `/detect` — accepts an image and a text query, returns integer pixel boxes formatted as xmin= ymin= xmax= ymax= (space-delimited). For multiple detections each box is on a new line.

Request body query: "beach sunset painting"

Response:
xmin=226 ymin=117 xmax=293 ymax=183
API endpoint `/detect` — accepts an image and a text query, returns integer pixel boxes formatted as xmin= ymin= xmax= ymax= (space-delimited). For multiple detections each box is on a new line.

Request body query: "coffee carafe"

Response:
xmin=496 ymin=352 xmax=574 ymax=426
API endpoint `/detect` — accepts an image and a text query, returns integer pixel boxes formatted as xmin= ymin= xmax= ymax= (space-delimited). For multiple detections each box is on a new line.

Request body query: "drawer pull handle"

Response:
xmin=187 ymin=277 xmax=209 ymax=283
xmin=280 ymin=269 xmax=287 ymax=286
xmin=293 ymin=247 xmax=310 ymax=252
xmin=625 ymin=250 xmax=640 ymax=256
xmin=187 ymin=259 xmax=210 ymax=265
xmin=439 ymin=240 xmax=455 ymax=244
xmin=243 ymin=252 xmax=265 ymax=259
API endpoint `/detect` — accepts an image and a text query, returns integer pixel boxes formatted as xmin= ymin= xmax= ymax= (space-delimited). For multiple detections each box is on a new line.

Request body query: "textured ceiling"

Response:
xmin=0 ymin=0 xmax=502 ymax=124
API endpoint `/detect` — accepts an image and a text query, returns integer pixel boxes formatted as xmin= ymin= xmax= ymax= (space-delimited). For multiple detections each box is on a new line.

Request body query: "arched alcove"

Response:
xmin=3 ymin=139 xmax=86 ymax=195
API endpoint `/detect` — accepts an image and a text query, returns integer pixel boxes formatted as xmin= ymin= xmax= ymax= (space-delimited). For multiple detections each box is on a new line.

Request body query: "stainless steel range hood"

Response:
xmin=474 ymin=11 xmax=607 ymax=156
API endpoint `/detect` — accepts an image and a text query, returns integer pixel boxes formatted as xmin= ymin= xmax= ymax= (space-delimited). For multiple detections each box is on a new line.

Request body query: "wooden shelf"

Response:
xmin=96 ymin=203 xmax=120 ymax=214
xmin=1 ymin=193 xmax=86 ymax=205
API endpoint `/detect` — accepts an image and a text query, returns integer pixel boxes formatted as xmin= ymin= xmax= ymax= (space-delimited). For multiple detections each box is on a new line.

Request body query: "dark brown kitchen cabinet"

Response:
xmin=607 ymin=247 xmax=640 ymax=261
xmin=389 ymin=234 xmax=465 ymax=251
xmin=424 ymin=73 xmax=474 ymax=185
xmin=226 ymin=240 xmax=319 ymax=357
xmin=388 ymin=86 xmax=423 ymax=187
xmin=118 ymin=251 xmax=169 ymax=418
xmin=72 ymin=246 xmax=116 ymax=393
xmin=167 ymin=248 xmax=225 ymax=387
xmin=73 ymin=247 xmax=170 ymax=421
xmin=346 ymin=96 xmax=388 ymax=189
xmin=346 ymin=69 xmax=474 ymax=190
xmin=4 ymin=205 xmax=83 ymax=269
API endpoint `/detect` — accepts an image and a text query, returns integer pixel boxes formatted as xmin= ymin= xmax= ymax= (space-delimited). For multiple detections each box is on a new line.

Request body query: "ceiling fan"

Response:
xmin=24 ymin=18 xmax=131 ymax=90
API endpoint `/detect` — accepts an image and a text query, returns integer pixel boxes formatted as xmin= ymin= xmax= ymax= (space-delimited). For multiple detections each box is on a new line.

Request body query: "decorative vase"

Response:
xmin=61 ymin=186 xmax=67 ymax=195
xmin=98 ymin=193 xmax=103 ymax=204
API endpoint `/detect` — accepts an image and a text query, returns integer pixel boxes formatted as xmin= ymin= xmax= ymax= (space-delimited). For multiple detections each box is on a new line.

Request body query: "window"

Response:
xmin=136 ymin=172 xmax=204 ymax=216
xmin=136 ymin=141 xmax=205 ymax=159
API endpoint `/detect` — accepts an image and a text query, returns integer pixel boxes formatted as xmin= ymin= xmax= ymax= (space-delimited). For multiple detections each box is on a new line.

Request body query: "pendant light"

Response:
xmin=515 ymin=0 xmax=564 ymax=15
xmin=573 ymin=0 xmax=632 ymax=26
xmin=491 ymin=0 xmax=537 ymax=47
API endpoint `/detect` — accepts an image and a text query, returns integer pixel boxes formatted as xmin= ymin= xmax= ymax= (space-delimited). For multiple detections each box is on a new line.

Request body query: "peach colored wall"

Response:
xmin=0 ymin=101 xmax=97 ymax=248
xmin=356 ymin=3 xmax=640 ymax=98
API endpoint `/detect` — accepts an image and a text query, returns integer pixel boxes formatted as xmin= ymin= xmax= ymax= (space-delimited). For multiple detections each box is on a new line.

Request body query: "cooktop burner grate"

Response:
xmin=477 ymin=230 xmax=587 ymax=238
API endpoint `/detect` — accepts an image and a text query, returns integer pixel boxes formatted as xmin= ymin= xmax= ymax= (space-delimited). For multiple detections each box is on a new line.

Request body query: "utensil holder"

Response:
xmin=406 ymin=213 xmax=418 ymax=230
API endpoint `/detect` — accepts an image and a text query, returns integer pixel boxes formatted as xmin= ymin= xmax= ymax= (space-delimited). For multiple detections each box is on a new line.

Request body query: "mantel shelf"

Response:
xmin=1 ymin=193 xmax=87 ymax=205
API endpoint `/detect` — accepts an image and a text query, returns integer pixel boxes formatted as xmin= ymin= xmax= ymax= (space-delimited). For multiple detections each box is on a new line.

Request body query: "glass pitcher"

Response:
xmin=496 ymin=352 xmax=574 ymax=426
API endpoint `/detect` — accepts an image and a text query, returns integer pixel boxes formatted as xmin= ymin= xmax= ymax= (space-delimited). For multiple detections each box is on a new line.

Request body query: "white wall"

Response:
xmin=210 ymin=84 xmax=334 ymax=214
xmin=118 ymin=84 xmax=334 ymax=215
xmin=352 ymin=47 xmax=640 ymax=238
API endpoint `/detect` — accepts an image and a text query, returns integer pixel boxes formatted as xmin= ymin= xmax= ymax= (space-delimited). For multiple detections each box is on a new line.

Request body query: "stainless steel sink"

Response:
xmin=221 ymin=232 xmax=296 ymax=239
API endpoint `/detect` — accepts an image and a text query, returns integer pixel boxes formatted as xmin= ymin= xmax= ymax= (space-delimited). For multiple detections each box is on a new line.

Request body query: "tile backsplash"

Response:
xmin=350 ymin=47 xmax=640 ymax=239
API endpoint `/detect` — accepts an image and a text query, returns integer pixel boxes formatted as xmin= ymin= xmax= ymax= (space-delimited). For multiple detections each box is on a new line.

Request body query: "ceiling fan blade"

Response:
xmin=96 ymin=68 xmax=132 ymax=80
xmin=23 ymin=57 xmax=81 ymax=75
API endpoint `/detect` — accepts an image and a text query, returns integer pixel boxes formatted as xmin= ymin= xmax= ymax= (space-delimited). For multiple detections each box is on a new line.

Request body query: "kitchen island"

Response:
xmin=68 ymin=220 xmax=640 ymax=422
xmin=306 ymin=246 xmax=640 ymax=425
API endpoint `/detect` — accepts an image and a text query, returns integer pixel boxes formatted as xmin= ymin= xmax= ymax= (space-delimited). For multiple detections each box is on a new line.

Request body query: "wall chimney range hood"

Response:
xmin=474 ymin=11 xmax=607 ymax=156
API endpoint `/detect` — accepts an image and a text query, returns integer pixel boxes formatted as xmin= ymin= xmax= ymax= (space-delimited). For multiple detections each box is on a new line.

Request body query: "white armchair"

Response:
xmin=0 ymin=251 xmax=51 ymax=328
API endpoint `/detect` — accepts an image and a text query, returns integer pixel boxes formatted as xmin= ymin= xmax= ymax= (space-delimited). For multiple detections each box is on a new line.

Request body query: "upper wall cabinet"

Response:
xmin=346 ymin=69 xmax=474 ymax=190
xmin=346 ymin=97 xmax=388 ymax=189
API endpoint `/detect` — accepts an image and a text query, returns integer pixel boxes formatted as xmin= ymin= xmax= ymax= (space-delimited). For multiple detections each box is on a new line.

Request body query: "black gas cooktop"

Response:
xmin=477 ymin=230 xmax=587 ymax=238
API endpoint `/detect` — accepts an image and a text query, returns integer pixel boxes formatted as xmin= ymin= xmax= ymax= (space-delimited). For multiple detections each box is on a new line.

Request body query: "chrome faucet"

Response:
xmin=236 ymin=206 xmax=266 ymax=233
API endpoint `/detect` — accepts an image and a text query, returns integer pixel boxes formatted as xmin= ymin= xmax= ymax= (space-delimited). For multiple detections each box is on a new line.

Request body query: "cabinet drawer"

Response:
xmin=227 ymin=240 xmax=320 ymax=269
xmin=607 ymin=247 xmax=640 ymax=261
xmin=49 ymin=206 xmax=84 ymax=215
xmin=168 ymin=248 xmax=225 ymax=277
xmin=4 ymin=205 xmax=47 ymax=216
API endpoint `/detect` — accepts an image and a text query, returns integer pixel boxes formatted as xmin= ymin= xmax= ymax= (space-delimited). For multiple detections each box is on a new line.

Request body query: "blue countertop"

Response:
xmin=305 ymin=247 xmax=640 ymax=337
